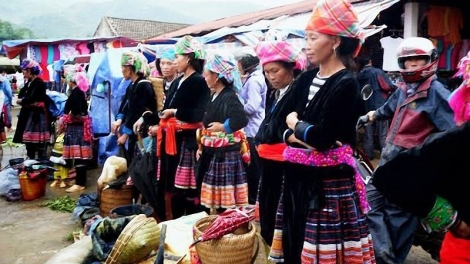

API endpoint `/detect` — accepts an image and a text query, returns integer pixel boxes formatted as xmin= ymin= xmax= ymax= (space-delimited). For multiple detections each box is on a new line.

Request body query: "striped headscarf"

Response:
xmin=204 ymin=51 xmax=243 ymax=91
xmin=306 ymin=0 xmax=364 ymax=55
xmin=174 ymin=35 xmax=206 ymax=60
xmin=121 ymin=51 xmax=151 ymax=77
xmin=20 ymin=59 xmax=42 ymax=74
xmin=254 ymin=41 xmax=306 ymax=70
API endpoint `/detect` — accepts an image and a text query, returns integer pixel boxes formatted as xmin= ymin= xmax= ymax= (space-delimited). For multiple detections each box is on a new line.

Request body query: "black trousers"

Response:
xmin=258 ymin=158 xmax=285 ymax=245
xmin=74 ymin=162 xmax=87 ymax=187
xmin=246 ymin=137 xmax=261 ymax=204
xmin=26 ymin=143 xmax=46 ymax=160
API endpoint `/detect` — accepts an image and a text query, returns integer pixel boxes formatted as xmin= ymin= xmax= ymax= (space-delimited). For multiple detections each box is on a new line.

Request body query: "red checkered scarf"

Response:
xmin=254 ymin=41 xmax=306 ymax=70
xmin=306 ymin=0 xmax=364 ymax=55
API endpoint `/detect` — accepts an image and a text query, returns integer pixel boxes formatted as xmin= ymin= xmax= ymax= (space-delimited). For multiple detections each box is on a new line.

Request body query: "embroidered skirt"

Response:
xmin=174 ymin=139 xmax=197 ymax=189
xmin=200 ymin=147 xmax=248 ymax=209
xmin=23 ymin=109 xmax=50 ymax=143
xmin=63 ymin=123 xmax=92 ymax=160
xmin=269 ymin=169 xmax=375 ymax=263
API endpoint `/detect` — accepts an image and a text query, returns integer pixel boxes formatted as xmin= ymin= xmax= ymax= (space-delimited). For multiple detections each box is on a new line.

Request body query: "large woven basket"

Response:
xmin=193 ymin=215 xmax=257 ymax=264
xmin=99 ymin=185 xmax=134 ymax=217
xmin=105 ymin=214 xmax=160 ymax=264
xmin=19 ymin=172 xmax=47 ymax=201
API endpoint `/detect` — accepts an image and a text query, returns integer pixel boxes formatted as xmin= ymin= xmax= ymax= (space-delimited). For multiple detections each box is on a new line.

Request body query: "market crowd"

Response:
xmin=10 ymin=0 xmax=470 ymax=263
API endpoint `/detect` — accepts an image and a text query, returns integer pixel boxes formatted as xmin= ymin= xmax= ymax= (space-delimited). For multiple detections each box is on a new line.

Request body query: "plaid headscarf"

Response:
xmin=254 ymin=41 xmax=306 ymax=70
xmin=174 ymin=35 xmax=206 ymax=60
xmin=121 ymin=51 xmax=150 ymax=77
xmin=204 ymin=51 xmax=243 ymax=92
xmin=20 ymin=59 xmax=42 ymax=74
xmin=69 ymin=71 xmax=90 ymax=92
xmin=306 ymin=0 xmax=364 ymax=56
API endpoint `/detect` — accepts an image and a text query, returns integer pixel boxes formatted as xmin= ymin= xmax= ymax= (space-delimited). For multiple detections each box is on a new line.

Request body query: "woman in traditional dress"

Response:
xmin=14 ymin=59 xmax=50 ymax=159
xmin=136 ymin=35 xmax=210 ymax=221
xmin=61 ymin=71 xmax=93 ymax=192
xmin=269 ymin=0 xmax=375 ymax=263
xmin=155 ymin=46 xmax=178 ymax=102
xmin=253 ymin=40 xmax=306 ymax=245
xmin=196 ymin=51 xmax=249 ymax=213
xmin=112 ymin=51 xmax=156 ymax=163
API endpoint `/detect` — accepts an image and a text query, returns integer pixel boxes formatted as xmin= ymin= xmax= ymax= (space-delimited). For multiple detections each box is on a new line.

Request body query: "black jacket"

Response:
xmin=374 ymin=121 xmax=470 ymax=224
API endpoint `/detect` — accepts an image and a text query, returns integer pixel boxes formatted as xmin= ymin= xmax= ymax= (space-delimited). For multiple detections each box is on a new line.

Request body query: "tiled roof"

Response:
xmin=145 ymin=0 xmax=385 ymax=41
xmin=100 ymin=16 xmax=190 ymax=41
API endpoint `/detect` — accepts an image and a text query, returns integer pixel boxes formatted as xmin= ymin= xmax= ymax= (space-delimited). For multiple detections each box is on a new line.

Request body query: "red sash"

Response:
xmin=156 ymin=117 xmax=202 ymax=156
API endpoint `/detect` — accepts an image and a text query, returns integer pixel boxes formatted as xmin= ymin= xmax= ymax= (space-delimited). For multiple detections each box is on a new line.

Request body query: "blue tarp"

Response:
xmin=89 ymin=48 xmax=134 ymax=135
xmin=88 ymin=48 xmax=137 ymax=164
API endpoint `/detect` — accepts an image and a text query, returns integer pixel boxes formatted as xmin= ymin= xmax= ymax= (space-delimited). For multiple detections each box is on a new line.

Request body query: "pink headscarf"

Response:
xmin=70 ymin=72 xmax=89 ymax=92
xmin=254 ymin=41 xmax=306 ymax=70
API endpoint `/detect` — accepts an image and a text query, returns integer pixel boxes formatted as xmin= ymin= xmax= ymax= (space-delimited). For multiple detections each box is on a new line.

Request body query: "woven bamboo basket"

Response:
xmin=105 ymin=214 xmax=161 ymax=264
xmin=193 ymin=215 xmax=257 ymax=264
xmin=19 ymin=173 xmax=47 ymax=201
xmin=99 ymin=185 xmax=134 ymax=217
xmin=149 ymin=77 xmax=165 ymax=111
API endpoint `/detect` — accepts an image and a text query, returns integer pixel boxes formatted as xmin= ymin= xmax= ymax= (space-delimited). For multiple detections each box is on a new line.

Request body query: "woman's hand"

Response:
xmin=148 ymin=125 xmax=158 ymax=136
xmin=117 ymin=133 xmax=128 ymax=145
xmin=206 ymin=122 xmax=224 ymax=132
xmin=112 ymin=119 xmax=122 ymax=133
xmin=196 ymin=149 xmax=202 ymax=161
xmin=159 ymin=109 xmax=176 ymax=119
xmin=133 ymin=117 xmax=144 ymax=134
xmin=366 ymin=110 xmax=376 ymax=123
xmin=286 ymin=112 xmax=299 ymax=130
xmin=16 ymin=99 xmax=22 ymax=105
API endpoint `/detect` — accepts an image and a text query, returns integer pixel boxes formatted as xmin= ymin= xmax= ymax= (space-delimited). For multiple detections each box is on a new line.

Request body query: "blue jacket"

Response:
xmin=375 ymin=76 xmax=456 ymax=165
xmin=0 ymin=76 xmax=13 ymax=105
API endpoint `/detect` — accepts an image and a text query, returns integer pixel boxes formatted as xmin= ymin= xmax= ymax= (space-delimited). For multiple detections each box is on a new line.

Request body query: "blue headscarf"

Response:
xmin=156 ymin=46 xmax=175 ymax=61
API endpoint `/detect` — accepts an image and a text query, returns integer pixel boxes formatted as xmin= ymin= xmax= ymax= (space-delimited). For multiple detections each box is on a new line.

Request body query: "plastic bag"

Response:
xmin=98 ymin=133 xmax=119 ymax=164
xmin=0 ymin=168 xmax=20 ymax=196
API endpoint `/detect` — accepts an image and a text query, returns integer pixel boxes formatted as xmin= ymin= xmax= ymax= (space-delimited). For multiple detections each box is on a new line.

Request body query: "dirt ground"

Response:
xmin=0 ymin=107 xmax=438 ymax=264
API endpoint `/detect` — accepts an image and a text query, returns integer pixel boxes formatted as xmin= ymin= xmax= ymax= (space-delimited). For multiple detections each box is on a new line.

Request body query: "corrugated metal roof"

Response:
xmin=102 ymin=16 xmax=190 ymax=41
xmin=146 ymin=0 xmax=382 ymax=41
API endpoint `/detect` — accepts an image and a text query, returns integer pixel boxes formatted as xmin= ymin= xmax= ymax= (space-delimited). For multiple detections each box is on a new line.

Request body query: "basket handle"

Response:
xmin=251 ymin=236 xmax=260 ymax=264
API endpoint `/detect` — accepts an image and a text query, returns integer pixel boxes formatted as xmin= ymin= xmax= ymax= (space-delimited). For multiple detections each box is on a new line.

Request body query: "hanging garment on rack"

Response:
xmin=427 ymin=5 xmax=463 ymax=44
xmin=380 ymin=35 xmax=403 ymax=72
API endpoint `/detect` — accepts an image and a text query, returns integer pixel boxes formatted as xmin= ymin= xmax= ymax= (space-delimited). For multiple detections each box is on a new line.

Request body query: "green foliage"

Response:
xmin=0 ymin=20 xmax=34 ymax=42
xmin=40 ymin=196 xmax=77 ymax=213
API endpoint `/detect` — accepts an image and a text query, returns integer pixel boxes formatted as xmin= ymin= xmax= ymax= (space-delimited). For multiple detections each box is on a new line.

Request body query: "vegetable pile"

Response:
xmin=40 ymin=196 xmax=77 ymax=213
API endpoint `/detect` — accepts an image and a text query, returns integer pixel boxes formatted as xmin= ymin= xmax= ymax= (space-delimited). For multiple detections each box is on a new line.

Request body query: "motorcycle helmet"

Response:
xmin=396 ymin=37 xmax=438 ymax=83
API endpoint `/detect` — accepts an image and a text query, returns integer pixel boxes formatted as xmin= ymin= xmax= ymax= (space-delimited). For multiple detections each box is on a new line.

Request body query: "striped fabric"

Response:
xmin=200 ymin=149 xmax=248 ymax=209
xmin=254 ymin=40 xmax=307 ymax=70
xmin=269 ymin=178 xmax=375 ymax=263
xmin=174 ymin=140 xmax=197 ymax=189
xmin=23 ymin=105 xmax=50 ymax=144
xmin=63 ymin=123 xmax=92 ymax=160
xmin=308 ymin=75 xmax=327 ymax=102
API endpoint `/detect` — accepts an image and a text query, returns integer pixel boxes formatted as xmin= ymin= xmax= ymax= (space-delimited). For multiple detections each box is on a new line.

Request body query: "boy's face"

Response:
xmin=404 ymin=56 xmax=428 ymax=70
